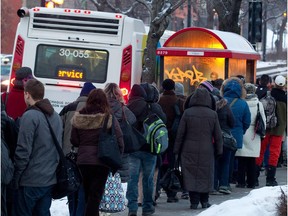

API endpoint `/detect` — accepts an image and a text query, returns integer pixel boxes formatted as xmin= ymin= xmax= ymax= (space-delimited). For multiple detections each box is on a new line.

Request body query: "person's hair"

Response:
xmin=104 ymin=83 xmax=125 ymax=104
xmin=260 ymin=74 xmax=271 ymax=86
xmin=85 ymin=89 xmax=110 ymax=114
xmin=236 ymin=75 xmax=245 ymax=84
xmin=24 ymin=79 xmax=44 ymax=100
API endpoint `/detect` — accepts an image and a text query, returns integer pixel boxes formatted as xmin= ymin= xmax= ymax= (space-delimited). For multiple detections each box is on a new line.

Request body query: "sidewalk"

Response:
xmin=113 ymin=166 xmax=287 ymax=216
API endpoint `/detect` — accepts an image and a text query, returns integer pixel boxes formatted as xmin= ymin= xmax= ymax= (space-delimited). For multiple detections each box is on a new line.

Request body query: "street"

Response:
xmin=113 ymin=166 xmax=287 ymax=216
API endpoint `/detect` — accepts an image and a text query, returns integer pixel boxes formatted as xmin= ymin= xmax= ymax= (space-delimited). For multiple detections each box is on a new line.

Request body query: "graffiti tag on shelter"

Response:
xmin=164 ymin=65 xmax=207 ymax=85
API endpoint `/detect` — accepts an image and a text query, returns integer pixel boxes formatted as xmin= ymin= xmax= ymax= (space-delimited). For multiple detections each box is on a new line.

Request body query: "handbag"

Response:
xmin=99 ymin=172 xmax=126 ymax=213
xmin=159 ymin=159 xmax=183 ymax=193
xmin=120 ymin=108 xmax=146 ymax=153
xmin=44 ymin=115 xmax=82 ymax=199
xmin=255 ymin=103 xmax=266 ymax=138
xmin=98 ymin=115 xmax=122 ymax=171
xmin=222 ymin=130 xmax=237 ymax=151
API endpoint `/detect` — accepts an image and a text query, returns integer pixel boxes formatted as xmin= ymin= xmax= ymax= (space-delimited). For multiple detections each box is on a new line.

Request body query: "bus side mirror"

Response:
xmin=17 ymin=7 xmax=29 ymax=18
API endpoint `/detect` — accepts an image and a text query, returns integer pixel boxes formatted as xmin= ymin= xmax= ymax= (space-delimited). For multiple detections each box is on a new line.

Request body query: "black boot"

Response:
xmin=266 ymin=166 xmax=278 ymax=186
xmin=255 ymin=165 xmax=261 ymax=186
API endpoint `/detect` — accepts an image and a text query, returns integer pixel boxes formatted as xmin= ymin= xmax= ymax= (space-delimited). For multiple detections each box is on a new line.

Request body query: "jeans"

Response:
xmin=126 ymin=151 xmax=156 ymax=213
xmin=68 ymin=184 xmax=85 ymax=216
xmin=217 ymin=147 xmax=232 ymax=188
xmin=12 ymin=185 xmax=53 ymax=216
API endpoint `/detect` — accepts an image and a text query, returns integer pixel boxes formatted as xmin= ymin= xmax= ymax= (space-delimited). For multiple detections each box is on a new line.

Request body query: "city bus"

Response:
xmin=9 ymin=7 xmax=149 ymax=112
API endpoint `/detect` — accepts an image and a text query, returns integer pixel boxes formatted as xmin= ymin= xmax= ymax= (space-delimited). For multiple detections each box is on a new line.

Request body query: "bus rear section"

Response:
xmin=9 ymin=7 xmax=146 ymax=112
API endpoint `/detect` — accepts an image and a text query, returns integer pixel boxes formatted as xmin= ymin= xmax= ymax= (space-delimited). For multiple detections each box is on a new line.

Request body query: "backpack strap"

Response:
xmin=229 ymin=98 xmax=238 ymax=108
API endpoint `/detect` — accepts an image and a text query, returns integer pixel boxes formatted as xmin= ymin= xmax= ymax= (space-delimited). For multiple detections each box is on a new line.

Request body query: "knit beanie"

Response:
xmin=162 ymin=79 xmax=175 ymax=91
xmin=175 ymin=82 xmax=184 ymax=96
xmin=199 ymin=81 xmax=214 ymax=92
xmin=244 ymin=83 xmax=256 ymax=94
xmin=80 ymin=82 xmax=96 ymax=96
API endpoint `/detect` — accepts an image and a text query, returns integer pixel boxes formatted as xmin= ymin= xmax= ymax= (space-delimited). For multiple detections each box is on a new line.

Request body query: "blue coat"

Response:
xmin=223 ymin=80 xmax=251 ymax=149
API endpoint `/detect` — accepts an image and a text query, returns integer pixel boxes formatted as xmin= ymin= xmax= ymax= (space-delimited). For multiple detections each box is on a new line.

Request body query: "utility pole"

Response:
xmin=262 ymin=1 xmax=267 ymax=61
xmin=187 ymin=0 xmax=191 ymax=27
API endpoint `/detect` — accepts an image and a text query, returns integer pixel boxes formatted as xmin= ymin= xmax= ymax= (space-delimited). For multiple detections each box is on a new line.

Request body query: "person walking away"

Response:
xmin=211 ymin=90 xmax=235 ymax=195
xmin=1 ymin=101 xmax=17 ymax=216
xmin=126 ymin=84 xmax=166 ymax=216
xmin=158 ymin=79 xmax=185 ymax=203
xmin=59 ymin=82 xmax=96 ymax=216
xmin=1 ymin=67 xmax=33 ymax=120
xmin=12 ymin=79 xmax=63 ymax=216
xmin=255 ymin=75 xmax=287 ymax=186
xmin=221 ymin=78 xmax=251 ymax=186
xmin=70 ymin=89 xmax=124 ymax=216
xmin=104 ymin=82 xmax=136 ymax=188
xmin=255 ymin=74 xmax=272 ymax=100
xmin=236 ymin=83 xmax=266 ymax=188
xmin=174 ymin=88 xmax=223 ymax=209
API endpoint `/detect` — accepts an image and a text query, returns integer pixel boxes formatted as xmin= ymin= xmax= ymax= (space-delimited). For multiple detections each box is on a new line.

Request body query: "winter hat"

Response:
xmin=274 ymin=75 xmax=286 ymax=87
xmin=15 ymin=67 xmax=32 ymax=80
xmin=80 ymin=82 xmax=96 ymax=96
xmin=162 ymin=79 xmax=175 ymax=91
xmin=175 ymin=82 xmax=184 ymax=96
xmin=244 ymin=83 xmax=256 ymax=94
xmin=199 ymin=80 xmax=214 ymax=92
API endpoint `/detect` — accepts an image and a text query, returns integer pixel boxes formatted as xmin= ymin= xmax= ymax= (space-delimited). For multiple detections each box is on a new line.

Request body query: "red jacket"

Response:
xmin=2 ymin=88 xmax=27 ymax=120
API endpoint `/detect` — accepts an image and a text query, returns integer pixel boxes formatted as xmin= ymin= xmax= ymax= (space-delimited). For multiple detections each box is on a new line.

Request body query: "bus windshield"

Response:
xmin=34 ymin=45 xmax=109 ymax=83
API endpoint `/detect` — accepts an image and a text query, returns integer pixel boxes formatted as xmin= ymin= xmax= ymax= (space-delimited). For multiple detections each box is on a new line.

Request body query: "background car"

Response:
xmin=1 ymin=54 xmax=12 ymax=92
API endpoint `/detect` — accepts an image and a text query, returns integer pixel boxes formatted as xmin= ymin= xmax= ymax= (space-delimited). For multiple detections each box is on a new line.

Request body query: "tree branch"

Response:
xmin=105 ymin=0 xmax=139 ymax=15
xmin=135 ymin=0 xmax=152 ymax=15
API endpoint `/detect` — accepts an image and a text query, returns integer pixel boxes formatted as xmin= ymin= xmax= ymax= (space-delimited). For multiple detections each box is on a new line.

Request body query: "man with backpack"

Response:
xmin=256 ymin=75 xmax=287 ymax=186
xmin=158 ymin=79 xmax=185 ymax=203
xmin=126 ymin=84 xmax=166 ymax=216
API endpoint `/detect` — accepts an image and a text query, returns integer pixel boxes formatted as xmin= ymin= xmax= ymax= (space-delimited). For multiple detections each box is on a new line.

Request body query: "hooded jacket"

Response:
xmin=70 ymin=111 xmax=124 ymax=167
xmin=174 ymin=88 xmax=223 ymax=193
xmin=236 ymin=94 xmax=266 ymax=157
xmin=222 ymin=79 xmax=251 ymax=149
xmin=13 ymin=99 xmax=63 ymax=187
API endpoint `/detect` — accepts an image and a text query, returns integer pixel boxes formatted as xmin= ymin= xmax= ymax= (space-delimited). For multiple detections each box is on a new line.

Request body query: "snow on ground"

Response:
xmin=50 ymin=185 xmax=287 ymax=216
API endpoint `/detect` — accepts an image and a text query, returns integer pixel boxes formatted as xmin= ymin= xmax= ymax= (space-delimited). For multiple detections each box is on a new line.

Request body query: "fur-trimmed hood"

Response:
xmin=71 ymin=112 xmax=112 ymax=130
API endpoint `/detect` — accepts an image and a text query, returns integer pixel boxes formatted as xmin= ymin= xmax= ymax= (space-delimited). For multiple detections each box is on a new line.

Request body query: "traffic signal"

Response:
xmin=248 ymin=1 xmax=262 ymax=44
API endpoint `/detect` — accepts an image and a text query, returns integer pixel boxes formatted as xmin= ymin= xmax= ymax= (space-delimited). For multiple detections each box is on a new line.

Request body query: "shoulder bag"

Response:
xmin=98 ymin=115 xmax=122 ymax=171
xmin=44 ymin=114 xmax=82 ymax=199
xmin=119 ymin=107 xmax=146 ymax=153
xmin=222 ymin=130 xmax=237 ymax=151
xmin=254 ymin=103 xmax=266 ymax=138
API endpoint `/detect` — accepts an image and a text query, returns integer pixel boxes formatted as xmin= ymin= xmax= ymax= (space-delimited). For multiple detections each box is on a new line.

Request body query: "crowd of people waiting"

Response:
xmin=1 ymin=66 xmax=287 ymax=216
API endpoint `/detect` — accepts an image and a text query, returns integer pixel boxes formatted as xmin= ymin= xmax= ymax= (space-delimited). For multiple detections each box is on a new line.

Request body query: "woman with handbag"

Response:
xmin=104 ymin=82 xmax=136 ymax=184
xmin=174 ymin=88 xmax=223 ymax=210
xmin=70 ymin=89 xmax=124 ymax=216
xmin=211 ymin=90 xmax=235 ymax=195
xmin=235 ymin=83 xmax=266 ymax=188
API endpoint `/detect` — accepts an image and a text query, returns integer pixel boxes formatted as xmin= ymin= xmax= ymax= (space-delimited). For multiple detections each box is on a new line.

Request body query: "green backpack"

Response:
xmin=143 ymin=104 xmax=168 ymax=155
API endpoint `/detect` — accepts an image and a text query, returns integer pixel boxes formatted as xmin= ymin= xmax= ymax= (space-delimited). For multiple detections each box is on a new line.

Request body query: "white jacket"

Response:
xmin=236 ymin=95 xmax=266 ymax=157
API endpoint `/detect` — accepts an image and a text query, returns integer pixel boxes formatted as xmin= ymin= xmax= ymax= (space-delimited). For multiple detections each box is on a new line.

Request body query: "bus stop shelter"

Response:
xmin=156 ymin=27 xmax=261 ymax=93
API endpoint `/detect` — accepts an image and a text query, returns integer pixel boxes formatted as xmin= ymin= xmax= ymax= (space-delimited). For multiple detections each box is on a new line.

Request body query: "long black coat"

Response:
xmin=174 ymin=88 xmax=223 ymax=193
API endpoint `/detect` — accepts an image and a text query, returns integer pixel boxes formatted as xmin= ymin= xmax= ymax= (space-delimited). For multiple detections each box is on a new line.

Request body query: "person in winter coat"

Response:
xmin=1 ymin=102 xmax=16 ymax=216
xmin=256 ymin=75 xmax=287 ymax=186
xmin=126 ymin=84 xmax=166 ymax=216
xmin=255 ymin=74 xmax=272 ymax=100
xmin=12 ymin=79 xmax=63 ymax=216
xmin=158 ymin=79 xmax=185 ymax=203
xmin=174 ymin=88 xmax=223 ymax=210
xmin=236 ymin=83 xmax=266 ymax=188
xmin=59 ymin=82 xmax=96 ymax=216
xmin=1 ymin=67 xmax=34 ymax=120
xmin=70 ymin=89 xmax=124 ymax=216
xmin=221 ymin=78 xmax=251 ymax=185
xmin=104 ymin=82 xmax=136 ymax=183
xmin=211 ymin=90 xmax=235 ymax=195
